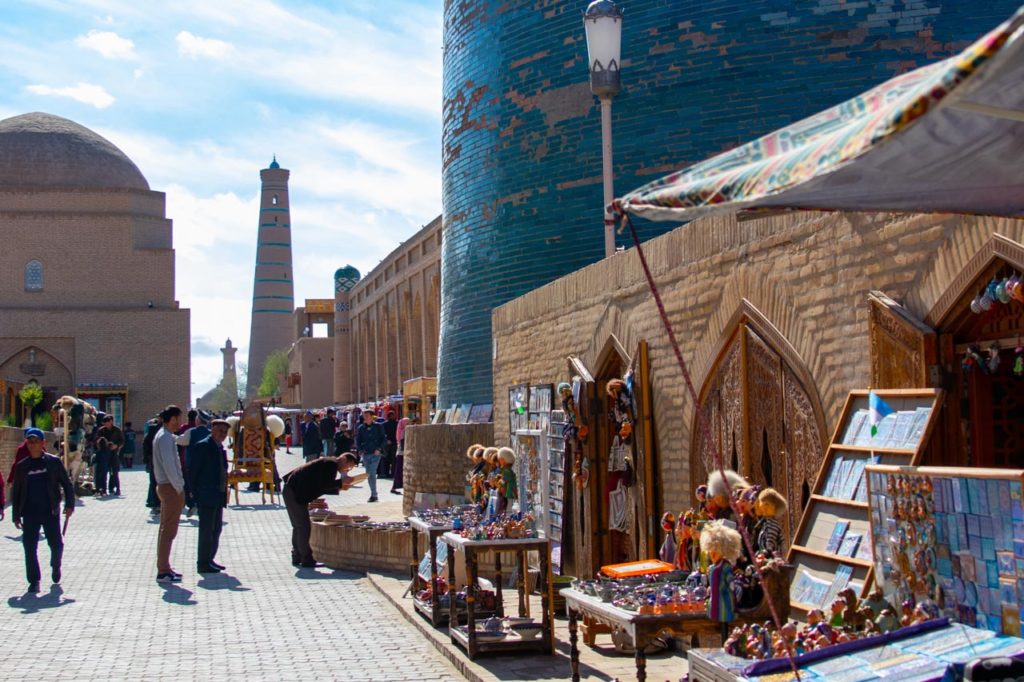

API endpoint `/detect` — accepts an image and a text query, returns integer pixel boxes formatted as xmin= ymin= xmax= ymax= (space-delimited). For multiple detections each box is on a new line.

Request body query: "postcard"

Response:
xmin=838 ymin=532 xmax=862 ymax=558
xmin=999 ymin=577 xmax=1018 ymax=604
xmin=826 ymin=521 xmax=850 ymax=554
xmin=998 ymin=550 xmax=1016 ymax=577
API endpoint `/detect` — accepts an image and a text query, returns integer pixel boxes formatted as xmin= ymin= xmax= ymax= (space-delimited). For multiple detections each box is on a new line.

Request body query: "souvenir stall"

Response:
xmin=685 ymin=463 xmax=1024 ymax=681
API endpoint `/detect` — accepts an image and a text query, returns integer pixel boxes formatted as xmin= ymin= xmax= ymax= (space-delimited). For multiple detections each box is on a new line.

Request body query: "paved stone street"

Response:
xmin=1 ymin=449 xmax=462 ymax=682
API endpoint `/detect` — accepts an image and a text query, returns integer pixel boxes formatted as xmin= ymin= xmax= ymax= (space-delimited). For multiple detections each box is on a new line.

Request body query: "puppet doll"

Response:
xmin=700 ymin=520 xmax=743 ymax=640
xmin=465 ymin=444 xmax=488 ymax=507
xmin=659 ymin=512 xmax=677 ymax=564
xmin=494 ymin=447 xmax=518 ymax=515
xmin=706 ymin=469 xmax=749 ymax=522
xmin=754 ymin=487 xmax=788 ymax=558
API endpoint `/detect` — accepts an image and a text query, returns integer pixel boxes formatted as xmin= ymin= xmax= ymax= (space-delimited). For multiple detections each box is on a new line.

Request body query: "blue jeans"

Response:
xmin=322 ymin=439 xmax=334 ymax=457
xmin=94 ymin=449 xmax=111 ymax=493
xmin=361 ymin=453 xmax=381 ymax=497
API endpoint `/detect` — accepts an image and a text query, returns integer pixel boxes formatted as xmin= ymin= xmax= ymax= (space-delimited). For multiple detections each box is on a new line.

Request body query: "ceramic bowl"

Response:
xmin=511 ymin=624 xmax=543 ymax=640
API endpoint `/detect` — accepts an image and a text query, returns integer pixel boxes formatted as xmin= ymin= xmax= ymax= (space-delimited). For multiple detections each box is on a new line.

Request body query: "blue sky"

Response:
xmin=1 ymin=0 xmax=443 ymax=403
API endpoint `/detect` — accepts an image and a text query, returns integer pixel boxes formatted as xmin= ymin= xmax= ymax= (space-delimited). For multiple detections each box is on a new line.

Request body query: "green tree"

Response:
xmin=257 ymin=350 xmax=290 ymax=398
xmin=19 ymin=381 xmax=43 ymax=426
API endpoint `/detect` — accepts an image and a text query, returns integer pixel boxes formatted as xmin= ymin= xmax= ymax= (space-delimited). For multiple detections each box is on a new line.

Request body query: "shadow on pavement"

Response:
xmin=293 ymin=567 xmax=363 ymax=580
xmin=230 ymin=504 xmax=282 ymax=512
xmin=7 ymin=585 xmax=75 ymax=614
xmin=197 ymin=573 xmax=250 ymax=592
xmin=158 ymin=583 xmax=197 ymax=605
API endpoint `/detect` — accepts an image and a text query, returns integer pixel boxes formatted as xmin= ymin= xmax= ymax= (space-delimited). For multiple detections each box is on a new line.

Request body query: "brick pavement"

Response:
xmin=0 ymin=448 xmax=462 ymax=682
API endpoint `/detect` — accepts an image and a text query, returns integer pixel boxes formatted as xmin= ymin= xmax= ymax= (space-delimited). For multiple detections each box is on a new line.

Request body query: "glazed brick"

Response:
xmin=438 ymin=0 xmax=1022 ymax=405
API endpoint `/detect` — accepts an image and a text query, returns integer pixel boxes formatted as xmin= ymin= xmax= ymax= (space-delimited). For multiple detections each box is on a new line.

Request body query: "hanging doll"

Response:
xmin=695 ymin=485 xmax=709 ymax=517
xmin=754 ymin=487 xmax=788 ymax=558
xmin=465 ymin=443 xmax=488 ymax=508
xmin=659 ymin=512 xmax=677 ymax=564
xmin=559 ymin=382 xmax=590 ymax=491
xmin=700 ymin=520 xmax=743 ymax=640
xmin=494 ymin=446 xmax=518 ymax=515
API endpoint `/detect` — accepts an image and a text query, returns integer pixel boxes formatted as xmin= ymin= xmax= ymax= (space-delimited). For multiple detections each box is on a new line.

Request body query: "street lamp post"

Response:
xmin=583 ymin=0 xmax=623 ymax=259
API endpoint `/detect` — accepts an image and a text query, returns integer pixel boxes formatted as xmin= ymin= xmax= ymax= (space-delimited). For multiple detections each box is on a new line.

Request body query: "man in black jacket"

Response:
xmin=282 ymin=454 xmax=357 ymax=567
xmin=11 ymin=427 xmax=75 ymax=593
xmin=187 ymin=419 xmax=230 ymax=573
xmin=301 ymin=411 xmax=322 ymax=462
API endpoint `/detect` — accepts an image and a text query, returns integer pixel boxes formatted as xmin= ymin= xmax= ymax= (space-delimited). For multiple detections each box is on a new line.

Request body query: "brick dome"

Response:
xmin=0 ymin=112 xmax=149 ymax=191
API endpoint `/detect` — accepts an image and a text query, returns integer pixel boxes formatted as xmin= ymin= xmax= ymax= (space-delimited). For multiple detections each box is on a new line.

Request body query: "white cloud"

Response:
xmin=176 ymin=31 xmax=233 ymax=60
xmin=75 ymin=29 xmax=137 ymax=60
xmin=25 ymin=82 xmax=115 ymax=109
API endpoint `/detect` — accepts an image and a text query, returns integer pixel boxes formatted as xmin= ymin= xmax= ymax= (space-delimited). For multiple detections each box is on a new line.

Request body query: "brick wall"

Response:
xmin=401 ymin=422 xmax=494 ymax=516
xmin=491 ymin=210 xmax=1024 ymax=517
xmin=1 ymin=425 xmax=57 ymax=490
xmin=346 ymin=217 xmax=441 ymax=403
xmin=438 ymin=0 xmax=1024 ymax=406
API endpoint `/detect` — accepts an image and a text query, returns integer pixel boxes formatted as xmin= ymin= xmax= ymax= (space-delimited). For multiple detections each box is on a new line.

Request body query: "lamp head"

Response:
xmin=583 ymin=0 xmax=623 ymax=98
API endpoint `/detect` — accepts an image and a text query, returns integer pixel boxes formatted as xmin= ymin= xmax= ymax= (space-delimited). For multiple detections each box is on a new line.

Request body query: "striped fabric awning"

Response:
xmin=614 ymin=5 xmax=1024 ymax=222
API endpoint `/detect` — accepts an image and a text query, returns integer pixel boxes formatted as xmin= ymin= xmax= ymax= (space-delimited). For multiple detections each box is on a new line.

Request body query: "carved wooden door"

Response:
xmin=744 ymin=327 xmax=787 ymax=524
xmin=692 ymin=338 xmax=744 ymax=505
xmin=868 ymin=291 xmax=937 ymax=389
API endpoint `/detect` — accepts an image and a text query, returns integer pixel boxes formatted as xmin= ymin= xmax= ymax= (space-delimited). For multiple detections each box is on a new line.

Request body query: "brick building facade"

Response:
xmin=0 ymin=112 xmax=190 ymax=428
xmin=345 ymin=217 xmax=441 ymax=404
xmin=439 ymin=0 xmax=1024 ymax=406
xmin=491 ymin=209 xmax=1024 ymax=576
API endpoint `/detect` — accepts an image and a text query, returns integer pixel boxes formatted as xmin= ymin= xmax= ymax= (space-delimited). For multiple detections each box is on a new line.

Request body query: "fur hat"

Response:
xmin=699 ymin=520 xmax=743 ymax=562
xmin=707 ymin=469 xmax=748 ymax=499
xmin=466 ymin=443 xmax=486 ymax=460
xmin=497 ymin=446 xmax=515 ymax=465
xmin=482 ymin=446 xmax=499 ymax=464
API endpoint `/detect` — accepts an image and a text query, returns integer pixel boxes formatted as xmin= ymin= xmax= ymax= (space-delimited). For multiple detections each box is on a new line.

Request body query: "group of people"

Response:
xmin=297 ymin=408 xmax=411 ymax=502
xmin=2 ymin=402 xmax=416 ymax=592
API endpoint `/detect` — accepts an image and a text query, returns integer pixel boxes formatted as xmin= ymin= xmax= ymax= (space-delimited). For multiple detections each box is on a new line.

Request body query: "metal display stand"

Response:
xmin=443 ymin=533 xmax=554 ymax=659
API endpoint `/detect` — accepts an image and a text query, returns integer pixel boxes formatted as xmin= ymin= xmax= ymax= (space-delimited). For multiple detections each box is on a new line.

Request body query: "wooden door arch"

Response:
xmin=690 ymin=302 xmax=827 ymax=540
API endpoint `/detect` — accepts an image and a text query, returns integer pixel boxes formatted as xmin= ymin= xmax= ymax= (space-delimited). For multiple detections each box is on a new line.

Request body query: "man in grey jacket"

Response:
xmin=153 ymin=405 xmax=185 ymax=583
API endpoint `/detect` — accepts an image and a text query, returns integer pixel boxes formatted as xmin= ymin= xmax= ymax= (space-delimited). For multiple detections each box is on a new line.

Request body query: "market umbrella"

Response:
xmin=613 ymin=5 xmax=1024 ymax=222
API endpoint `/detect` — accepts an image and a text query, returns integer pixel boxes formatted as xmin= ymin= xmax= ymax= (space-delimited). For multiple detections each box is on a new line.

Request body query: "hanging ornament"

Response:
xmin=987 ymin=342 xmax=1001 ymax=373
xmin=1015 ymin=341 xmax=1024 ymax=377
xmin=996 ymin=278 xmax=1011 ymax=304
xmin=964 ymin=344 xmax=985 ymax=373
xmin=971 ymin=295 xmax=982 ymax=314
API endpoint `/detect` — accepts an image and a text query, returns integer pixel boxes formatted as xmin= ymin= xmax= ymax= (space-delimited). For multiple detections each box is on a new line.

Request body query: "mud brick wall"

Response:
xmin=438 ymin=0 xmax=1023 ymax=406
xmin=310 ymin=523 xmax=412 ymax=574
xmin=1 ymin=426 xmax=57 ymax=494
xmin=492 ymin=210 xmax=1024 ymax=517
xmin=402 ymin=422 xmax=494 ymax=516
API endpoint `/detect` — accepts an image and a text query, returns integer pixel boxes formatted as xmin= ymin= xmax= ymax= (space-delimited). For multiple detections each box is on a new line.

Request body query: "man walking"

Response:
xmin=320 ymin=408 xmax=337 ymax=457
xmin=282 ymin=454 xmax=357 ymax=567
xmin=95 ymin=415 xmax=124 ymax=496
xmin=142 ymin=418 xmax=161 ymax=516
xmin=382 ymin=410 xmax=399 ymax=478
xmin=10 ymin=427 xmax=74 ymax=593
xmin=355 ymin=410 xmax=386 ymax=503
xmin=301 ymin=411 xmax=322 ymax=462
xmin=152 ymin=405 xmax=185 ymax=582
xmin=187 ymin=419 xmax=230 ymax=573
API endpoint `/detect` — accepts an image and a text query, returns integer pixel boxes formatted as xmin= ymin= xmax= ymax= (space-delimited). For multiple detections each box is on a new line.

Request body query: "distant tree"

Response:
xmin=19 ymin=381 xmax=43 ymax=426
xmin=236 ymin=361 xmax=248 ymax=401
xmin=257 ymin=350 xmax=289 ymax=398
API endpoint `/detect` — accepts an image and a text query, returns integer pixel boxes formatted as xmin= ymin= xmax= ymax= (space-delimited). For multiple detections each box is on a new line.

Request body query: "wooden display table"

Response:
xmin=442 ymin=533 xmax=554 ymax=659
xmin=408 ymin=516 xmax=452 ymax=626
xmin=562 ymin=588 xmax=723 ymax=682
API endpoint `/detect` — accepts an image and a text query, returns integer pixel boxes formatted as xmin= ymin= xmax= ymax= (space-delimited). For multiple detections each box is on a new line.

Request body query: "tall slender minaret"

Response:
xmin=221 ymin=338 xmax=238 ymax=399
xmin=246 ymin=156 xmax=295 ymax=398
xmin=333 ymin=265 xmax=361 ymax=404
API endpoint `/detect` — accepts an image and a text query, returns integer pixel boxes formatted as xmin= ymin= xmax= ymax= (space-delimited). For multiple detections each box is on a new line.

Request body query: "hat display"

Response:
xmin=24 ymin=427 xmax=44 ymax=440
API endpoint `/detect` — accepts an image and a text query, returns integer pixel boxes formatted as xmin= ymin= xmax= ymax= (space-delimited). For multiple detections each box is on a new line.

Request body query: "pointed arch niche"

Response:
xmin=690 ymin=301 xmax=827 ymax=540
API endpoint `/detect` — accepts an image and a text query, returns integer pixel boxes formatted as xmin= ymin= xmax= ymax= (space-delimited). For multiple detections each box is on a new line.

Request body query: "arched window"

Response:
xmin=24 ymin=260 xmax=43 ymax=291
